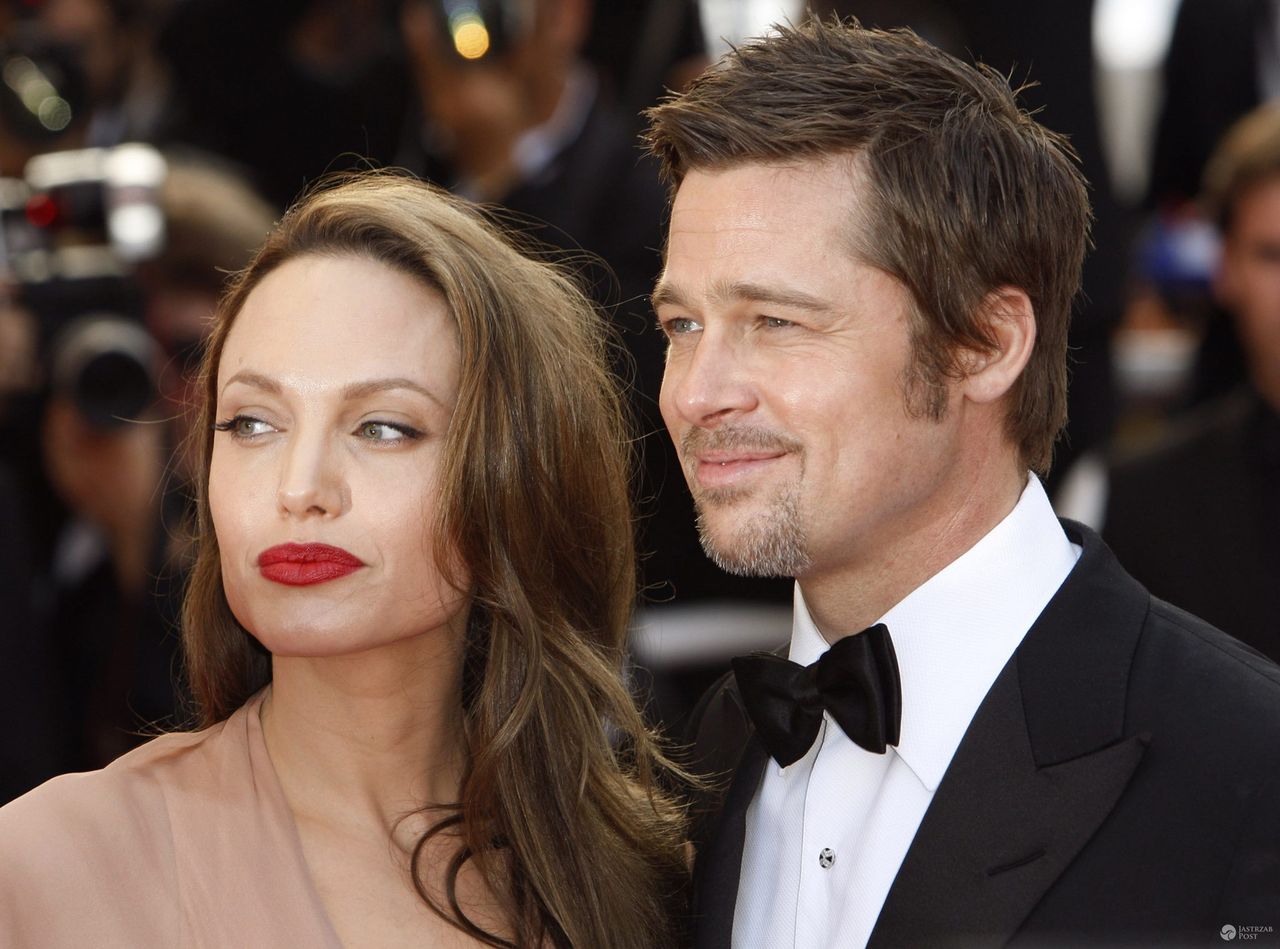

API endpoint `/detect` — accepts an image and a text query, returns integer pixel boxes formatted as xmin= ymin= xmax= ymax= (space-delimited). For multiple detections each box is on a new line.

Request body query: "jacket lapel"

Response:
xmin=869 ymin=662 xmax=1148 ymax=948
xmin=870 ymin=522 xmax=1151 ymax=948
xmin=688 ymin=681 xmax=767 ymax=949
xmin=692 ymin=738 xmax=768 ymax=949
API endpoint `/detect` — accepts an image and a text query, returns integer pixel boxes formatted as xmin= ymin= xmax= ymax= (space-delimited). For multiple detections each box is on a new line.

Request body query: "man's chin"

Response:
xmin=691 ymin=484 xmax=755 ymax=508
xmin=703 ymin=547 xmax=793 ymax=578
xmin=694 ymin=510 xmax=811 ymax=579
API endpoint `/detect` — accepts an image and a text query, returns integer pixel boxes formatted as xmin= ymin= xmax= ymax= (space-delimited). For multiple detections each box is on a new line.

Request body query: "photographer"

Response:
xmin=0 ymin=147 xmax=274 ymax=800
xmin=0 ymin=0 xmax=172 ymax=177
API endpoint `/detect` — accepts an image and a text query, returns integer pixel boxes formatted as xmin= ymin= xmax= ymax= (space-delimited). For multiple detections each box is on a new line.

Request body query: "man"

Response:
xmin=1106 ymin=102 xmax=1280 ymax=662
xmin=643 ymin=18 xmax=1280 ymax=948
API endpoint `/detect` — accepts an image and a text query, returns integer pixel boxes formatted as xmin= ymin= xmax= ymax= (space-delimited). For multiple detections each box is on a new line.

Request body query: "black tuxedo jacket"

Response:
xmin=1105 ymin=389 xmax=1280 ymax=663
xmin=686 ymin=523 xmax=1280 ymax=947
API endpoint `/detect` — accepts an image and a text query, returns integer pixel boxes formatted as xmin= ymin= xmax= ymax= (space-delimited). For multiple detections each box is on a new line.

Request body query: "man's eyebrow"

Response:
xmin=220 ymin=372 xmax=448 ymax=411
xmin=650 ymin=280 xmax=832 ymax=314
xmin=712 ymin=281 xmax=832 ymax=313
xmin=650 ymin=281 xmax=689 ymax=311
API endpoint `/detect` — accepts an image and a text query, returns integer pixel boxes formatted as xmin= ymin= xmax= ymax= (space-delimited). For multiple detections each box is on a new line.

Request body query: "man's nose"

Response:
xmin=276 ymin=430 xmax=347 ymax=519
xmin=662 ymin=331 xmax=758 ymax=430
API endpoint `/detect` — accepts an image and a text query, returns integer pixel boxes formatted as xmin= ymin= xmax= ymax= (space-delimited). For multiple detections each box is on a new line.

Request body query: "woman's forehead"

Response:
xmin=217 ymin=254 xmax=460 ymax=396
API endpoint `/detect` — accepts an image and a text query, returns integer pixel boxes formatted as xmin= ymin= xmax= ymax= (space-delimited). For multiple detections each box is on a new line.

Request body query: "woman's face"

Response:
xmin=209 ymin=253 xmax=467 ymax=657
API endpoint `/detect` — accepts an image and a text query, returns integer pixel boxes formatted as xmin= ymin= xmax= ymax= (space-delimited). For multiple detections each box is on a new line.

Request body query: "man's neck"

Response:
xmin=800 ymin=455 xmax=1028 ymax=641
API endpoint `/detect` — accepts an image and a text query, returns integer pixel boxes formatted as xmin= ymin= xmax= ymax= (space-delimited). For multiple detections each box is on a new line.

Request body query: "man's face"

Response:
xmin=655 ymin=158 xmax=967 ymax=583
xmin=1216 ymin=176 xmax=1280 ymax=408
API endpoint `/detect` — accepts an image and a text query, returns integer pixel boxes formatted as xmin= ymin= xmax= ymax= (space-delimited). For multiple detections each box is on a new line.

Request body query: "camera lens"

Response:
xmin=50 ymin=314 xmax=158 ymax=429
xmin=72 ymin=347 xmax=153 ymax=428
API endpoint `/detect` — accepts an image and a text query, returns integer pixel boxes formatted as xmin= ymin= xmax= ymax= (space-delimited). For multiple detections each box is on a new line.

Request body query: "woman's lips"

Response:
xmin=257 ymin=543 xmax=364 ymax=586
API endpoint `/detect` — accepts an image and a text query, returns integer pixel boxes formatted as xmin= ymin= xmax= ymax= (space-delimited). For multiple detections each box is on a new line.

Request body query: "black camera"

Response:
xmin=2 ymin=143 xmax=168 ymax=430
xmin=47 ymin=312 xmax=159 ymax=430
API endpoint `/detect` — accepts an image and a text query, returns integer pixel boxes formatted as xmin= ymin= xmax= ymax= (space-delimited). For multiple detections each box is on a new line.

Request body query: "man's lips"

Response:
xmin=692 ymin=450 xmax=788 ymax=487
xmin=680 ymin=427 xmax=802 ymax=491
xmin=257 ymin=543 xmax=364 ymax=586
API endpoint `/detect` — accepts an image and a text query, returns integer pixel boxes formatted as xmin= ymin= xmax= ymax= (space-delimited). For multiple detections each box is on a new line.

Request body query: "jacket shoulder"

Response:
xmin=1139 ymin=595 xmax=1280 ymax=712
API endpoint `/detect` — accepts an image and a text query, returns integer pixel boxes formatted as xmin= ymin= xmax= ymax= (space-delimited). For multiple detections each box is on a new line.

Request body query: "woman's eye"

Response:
xmin=356 ymin=421 xmax=422 ymax=443
xmin=213 ymin=415 xmax=275 ymax=439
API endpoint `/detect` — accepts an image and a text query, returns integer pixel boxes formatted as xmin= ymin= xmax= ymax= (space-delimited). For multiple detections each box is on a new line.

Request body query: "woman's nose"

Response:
xmin=276 ymin=431 xmax=347 ymax=519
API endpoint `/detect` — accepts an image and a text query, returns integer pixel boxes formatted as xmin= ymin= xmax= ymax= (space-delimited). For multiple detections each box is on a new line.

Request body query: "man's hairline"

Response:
xmin=657 ymin=149 xmax=885 ymax=276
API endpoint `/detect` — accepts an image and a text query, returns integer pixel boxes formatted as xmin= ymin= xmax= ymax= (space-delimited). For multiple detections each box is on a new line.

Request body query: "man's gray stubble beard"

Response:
xmin=693 ymin=481 xmax=812 ymax=578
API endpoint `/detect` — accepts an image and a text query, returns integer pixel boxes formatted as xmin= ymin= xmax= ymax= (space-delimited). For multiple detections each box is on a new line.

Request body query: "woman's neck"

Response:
xmin=260 ymin=629 xmax=468 ymax=848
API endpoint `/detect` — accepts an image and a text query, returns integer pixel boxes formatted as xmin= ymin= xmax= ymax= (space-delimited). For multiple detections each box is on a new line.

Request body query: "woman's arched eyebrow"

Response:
xmin=220 ymin=370 xmax=280 ymax=399
xmin=340 ymin=377 xmax=450 ymax=412
xmin=220 ymin=371 xmax=450 ymax=412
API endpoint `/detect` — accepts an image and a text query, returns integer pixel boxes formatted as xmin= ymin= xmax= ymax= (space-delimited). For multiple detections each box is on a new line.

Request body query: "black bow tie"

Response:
xmin=732 ymin=623 xmax=902 ymax=768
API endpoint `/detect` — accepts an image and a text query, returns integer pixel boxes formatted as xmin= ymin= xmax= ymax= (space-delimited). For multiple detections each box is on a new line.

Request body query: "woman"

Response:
xmin=0 ymin=173 xmax=689 ymax=948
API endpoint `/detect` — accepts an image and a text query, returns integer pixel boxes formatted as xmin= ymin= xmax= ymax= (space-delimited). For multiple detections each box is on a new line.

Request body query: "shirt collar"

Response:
xmin=788 ymin=475 xmax=1080 ymax=791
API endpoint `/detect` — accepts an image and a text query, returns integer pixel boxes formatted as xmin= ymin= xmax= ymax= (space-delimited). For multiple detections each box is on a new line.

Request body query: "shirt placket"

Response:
xmin=793 ymin=716 xmax=832 ymax=948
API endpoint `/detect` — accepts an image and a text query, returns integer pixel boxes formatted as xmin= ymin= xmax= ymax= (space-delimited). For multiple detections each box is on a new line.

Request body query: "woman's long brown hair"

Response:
xmin=181 ymin=172 xmax=689 ymax=947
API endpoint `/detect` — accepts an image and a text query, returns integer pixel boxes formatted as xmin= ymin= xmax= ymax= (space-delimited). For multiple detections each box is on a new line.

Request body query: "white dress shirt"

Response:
xmin=733 ymin=476 xmax=1081 ymax=949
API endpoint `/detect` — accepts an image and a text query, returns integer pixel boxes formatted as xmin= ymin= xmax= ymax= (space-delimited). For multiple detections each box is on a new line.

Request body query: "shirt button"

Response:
xmin=818 ymin=847 xmax=836 ymax=869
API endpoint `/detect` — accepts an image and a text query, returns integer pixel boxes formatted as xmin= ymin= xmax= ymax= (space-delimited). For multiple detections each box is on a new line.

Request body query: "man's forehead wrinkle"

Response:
xmin=672 ymin=167 xmax=864 ymax=245
xmin=669 ymin=202 xmax=778 ymax=236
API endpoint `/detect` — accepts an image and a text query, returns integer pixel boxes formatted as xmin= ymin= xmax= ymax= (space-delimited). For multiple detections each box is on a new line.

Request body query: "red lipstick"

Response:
xmin=257 ymin=543 xmax=364 ymax=586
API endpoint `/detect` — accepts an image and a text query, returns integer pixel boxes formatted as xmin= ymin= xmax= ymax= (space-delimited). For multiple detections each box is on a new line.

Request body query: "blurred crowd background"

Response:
xmin=0 ymin=0 xmax=1277 ymax=804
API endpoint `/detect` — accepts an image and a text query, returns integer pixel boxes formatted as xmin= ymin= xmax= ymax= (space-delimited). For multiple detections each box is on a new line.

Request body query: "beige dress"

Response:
xmin=0 ymin=690 xmax=345 ymax=948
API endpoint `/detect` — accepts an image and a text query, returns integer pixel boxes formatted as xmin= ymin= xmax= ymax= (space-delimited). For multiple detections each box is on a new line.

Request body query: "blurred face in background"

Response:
xmin=1215 ymin=175 xmax=1280 ymax=409
xmin=39 ymin=0 xmax=131 ymax=104
xmin=399 ymin=0 xmax=586 ymax=180
xmin=209 ymin=254 xmax=468 ymax=659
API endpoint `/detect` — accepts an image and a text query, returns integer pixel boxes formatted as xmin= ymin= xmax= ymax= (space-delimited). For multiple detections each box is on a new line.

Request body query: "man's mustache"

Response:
xmin=680 ymin=426 xmax=804 ymax=458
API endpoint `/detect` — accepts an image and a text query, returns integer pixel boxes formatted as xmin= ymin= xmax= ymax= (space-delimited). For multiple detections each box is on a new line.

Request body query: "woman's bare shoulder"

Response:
xmin=0 ymin=727 xmax=231 ymax=947
xmin=1 ymin=727 xmax=212 ymax=837
xmin=0 ymin=727 xmax=242 ymax=890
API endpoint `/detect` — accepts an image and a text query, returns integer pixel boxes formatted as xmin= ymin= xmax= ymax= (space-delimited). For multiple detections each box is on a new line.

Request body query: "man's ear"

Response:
xmin=959 ymin=287 xmax=1036 ymax=405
